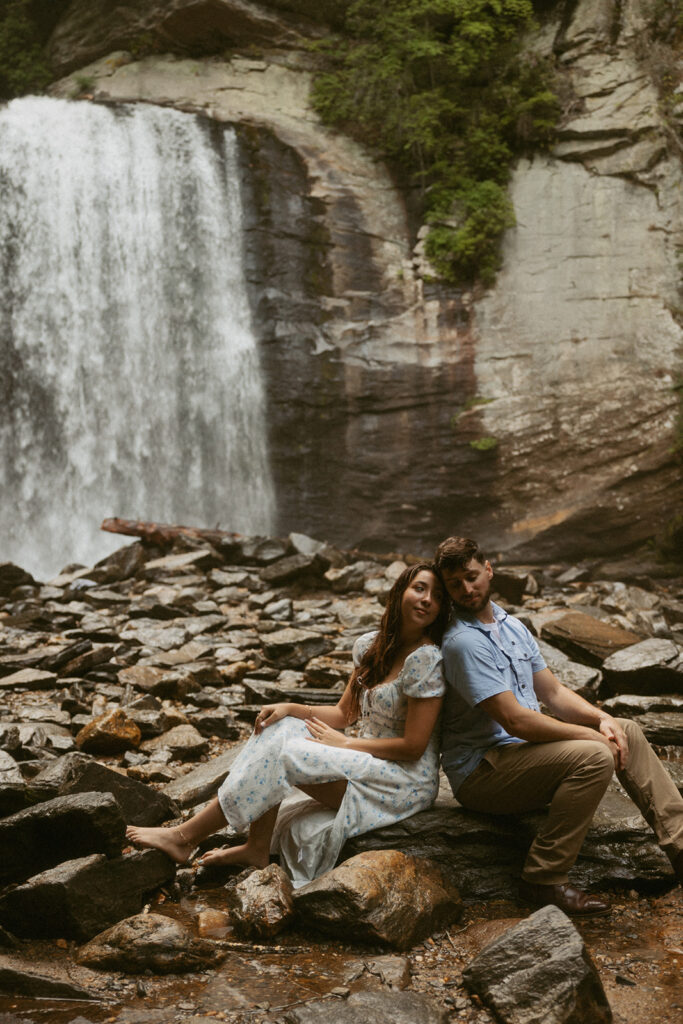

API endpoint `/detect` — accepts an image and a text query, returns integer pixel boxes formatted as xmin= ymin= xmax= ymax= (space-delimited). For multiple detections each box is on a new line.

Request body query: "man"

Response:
xmin=435 ymin=536 xmax=683 ymax=916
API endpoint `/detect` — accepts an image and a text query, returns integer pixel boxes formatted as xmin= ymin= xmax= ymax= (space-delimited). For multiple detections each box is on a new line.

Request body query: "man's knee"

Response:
xmin=574 ymin=739 xmax=615 ymax=781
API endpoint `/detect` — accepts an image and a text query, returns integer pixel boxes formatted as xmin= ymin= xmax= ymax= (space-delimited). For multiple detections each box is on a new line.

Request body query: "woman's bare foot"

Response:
xmin=125 ymin=824 xmax=195 ymax=864
xmin=198 ymin=843 xmax=270 ymax=870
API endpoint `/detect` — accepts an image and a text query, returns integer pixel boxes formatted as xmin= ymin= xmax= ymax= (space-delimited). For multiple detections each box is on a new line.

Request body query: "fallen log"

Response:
xmin=100 ymin=518 xmax=242 ymax=549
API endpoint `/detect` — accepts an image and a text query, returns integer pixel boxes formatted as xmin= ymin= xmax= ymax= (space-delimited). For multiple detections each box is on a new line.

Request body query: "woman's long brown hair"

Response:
xmin=347 ymin=562 xmax=448 ymax=719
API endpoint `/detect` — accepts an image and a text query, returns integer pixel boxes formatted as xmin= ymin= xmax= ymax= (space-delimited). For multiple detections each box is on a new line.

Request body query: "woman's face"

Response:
xmin=400 ymin=569 xmax=443 ymax=633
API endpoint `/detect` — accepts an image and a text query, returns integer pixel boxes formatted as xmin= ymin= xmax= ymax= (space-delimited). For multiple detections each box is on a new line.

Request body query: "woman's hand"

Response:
xmin=254 ymin=703 xmax=291 ymax=734
xmin=305 ymin=716 xmax=349 ymax=749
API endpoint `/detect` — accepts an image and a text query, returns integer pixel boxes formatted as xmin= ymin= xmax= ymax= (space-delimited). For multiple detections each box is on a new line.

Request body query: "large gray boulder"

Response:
xmin=601 ymin=638 xmax=683 ymax=695
xmin=282 ymin=990 xmax=448 ymax=1024
xmin=463 ymin=905 xmax=612 ymax=1024
xmin=27 ymin=752 xmax=178 ymax=826
xmin=0 ymin=850 xmax=175 ymax=941
xmin=0 ymin=792 xmax=125 ymax=886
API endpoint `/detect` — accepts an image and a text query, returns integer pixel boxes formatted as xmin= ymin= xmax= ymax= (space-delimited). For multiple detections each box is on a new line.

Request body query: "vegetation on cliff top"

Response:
xmin=311 ymin=0 xmax=559 ymax=286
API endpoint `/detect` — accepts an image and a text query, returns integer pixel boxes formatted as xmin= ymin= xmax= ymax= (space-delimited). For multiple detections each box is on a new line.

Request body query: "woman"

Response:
xmin=126 ymin=563 xmax=448 ymax=887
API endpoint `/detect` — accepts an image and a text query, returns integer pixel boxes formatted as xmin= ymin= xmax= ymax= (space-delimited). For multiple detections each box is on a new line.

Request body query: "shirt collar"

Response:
xmin=450 ymin=600 xmax=507 ymax=633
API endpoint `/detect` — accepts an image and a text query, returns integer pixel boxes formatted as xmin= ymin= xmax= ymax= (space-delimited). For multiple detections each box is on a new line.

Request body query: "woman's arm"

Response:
xmin=305 ymin=695 xmax=443 ymax=761
xmin=255 ymin=682 xmax=357 ymax=734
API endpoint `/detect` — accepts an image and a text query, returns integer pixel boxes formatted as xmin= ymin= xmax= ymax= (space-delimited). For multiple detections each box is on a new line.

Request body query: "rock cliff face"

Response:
xmin=47 ymin=0 xmax=682 ymax=561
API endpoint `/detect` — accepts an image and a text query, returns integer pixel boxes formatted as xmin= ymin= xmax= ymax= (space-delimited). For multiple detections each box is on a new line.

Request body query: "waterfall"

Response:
xmin=0 ymin=96 xmax=275 ymax=579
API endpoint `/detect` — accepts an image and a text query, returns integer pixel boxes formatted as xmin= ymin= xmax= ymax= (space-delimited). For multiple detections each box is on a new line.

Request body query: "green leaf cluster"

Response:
xmin=311 ymin=0 xmax=559 ymax=285
xmin=0 ymin=0 xmax=51 ymax=99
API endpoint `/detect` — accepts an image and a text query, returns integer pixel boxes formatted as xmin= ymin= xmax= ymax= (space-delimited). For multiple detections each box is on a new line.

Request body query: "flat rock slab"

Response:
xmin=141 ymin=724 xmax=209 ymax=760
xmin=0 ymin=791 xmax=125 ymax=886
xmin=283 ymin=990 xmax=448 ymax=1024
xmin=77 ymin=912 xmax=227 ymax=974
xmin=0 ymin=850 xmax=175 ymax=941
xmin=541 ymin=613 xmax=641 ymax=666
xmin=601 ymin=694 xmax=683 ymax=717
xmin=344 ymin=782 xmax=675 ymax=899
xmin=0 ymin=965 xmax=98 ymax=1000
xmin=161 ymin=744 xmax=246 ymax=808
xmin=261 ymin=628 xmax=334 ymax=668
xmin=601 ymin=638 xmax=683 ymax=695
xmin=537 ymin=640 xmax=601 ymax=697
xmin=632 ymin=712 xmax=683 ymax=746
xmin=0 ymin=668 xmax=58 ymax=690
xmin=27 ymin=752 xmax=178 ymax=826
xmin=463 ymin=905 xmax=612 ymax=1024
xmin=294 ymin=850 xmax=462 ymax=950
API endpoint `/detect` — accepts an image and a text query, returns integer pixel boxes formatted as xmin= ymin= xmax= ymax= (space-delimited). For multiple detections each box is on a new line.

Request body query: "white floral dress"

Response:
xmin=216 ymin=631 xmax=445 ymax=887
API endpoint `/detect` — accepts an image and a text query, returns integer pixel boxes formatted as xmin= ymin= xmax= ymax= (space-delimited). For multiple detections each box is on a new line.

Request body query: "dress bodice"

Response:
xmin=353 ymin=632 xmax=445 ymax=748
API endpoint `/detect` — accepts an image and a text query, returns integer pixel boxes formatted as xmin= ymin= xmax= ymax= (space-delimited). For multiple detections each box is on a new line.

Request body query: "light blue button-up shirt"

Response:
xmin=440 ymin=602 xmax=546 ymax=795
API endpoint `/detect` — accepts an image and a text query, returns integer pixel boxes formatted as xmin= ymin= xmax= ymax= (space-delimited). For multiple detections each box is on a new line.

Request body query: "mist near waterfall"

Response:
xmin=0 ymin=97 xmax=275 ymax=579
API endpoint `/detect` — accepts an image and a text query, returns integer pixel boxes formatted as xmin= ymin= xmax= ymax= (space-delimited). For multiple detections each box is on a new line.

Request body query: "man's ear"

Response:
xmin=485 ymin=560 xmax=494 ymax=579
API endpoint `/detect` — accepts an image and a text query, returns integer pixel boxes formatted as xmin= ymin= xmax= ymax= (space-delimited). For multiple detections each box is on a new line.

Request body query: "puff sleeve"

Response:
xmin=402 ymin=644 xmax=446 ymax=699
xmin=352 ymin=631 xmax=377 ymax=668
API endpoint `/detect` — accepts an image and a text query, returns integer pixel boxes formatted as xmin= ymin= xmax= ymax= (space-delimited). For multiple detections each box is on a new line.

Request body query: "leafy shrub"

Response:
xmin=0 ymin=0 xmax=51 ymax=99
xmin=311 ymin=0 xmax=559 ymax=285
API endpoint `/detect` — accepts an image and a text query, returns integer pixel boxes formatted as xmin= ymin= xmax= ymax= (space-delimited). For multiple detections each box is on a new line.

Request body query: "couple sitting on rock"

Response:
xmin=128 ymin=536 xmax=683 ymax=917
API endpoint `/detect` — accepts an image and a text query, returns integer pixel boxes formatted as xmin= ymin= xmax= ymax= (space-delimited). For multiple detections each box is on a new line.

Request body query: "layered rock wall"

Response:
xmin=46 ymin=0 xmax=683 ymax=560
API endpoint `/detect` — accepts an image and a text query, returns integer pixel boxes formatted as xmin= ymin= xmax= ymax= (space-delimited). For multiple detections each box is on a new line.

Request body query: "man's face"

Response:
xmin=440 ymin=558 xmax=493 ymax=616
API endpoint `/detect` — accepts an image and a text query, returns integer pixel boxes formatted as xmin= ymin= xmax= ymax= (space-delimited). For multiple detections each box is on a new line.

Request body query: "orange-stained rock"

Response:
xmin=541 ymin=612 xmax=642 ymax=666
xmin=76 ymin=709 xmax=141 ymax=754
xmin=293 ymin=850 xmax=462 ymax=950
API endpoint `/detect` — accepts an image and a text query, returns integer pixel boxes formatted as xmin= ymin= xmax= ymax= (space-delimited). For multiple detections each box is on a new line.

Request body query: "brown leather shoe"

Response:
xmin=519 ymin=879 xmax=610 ymax=917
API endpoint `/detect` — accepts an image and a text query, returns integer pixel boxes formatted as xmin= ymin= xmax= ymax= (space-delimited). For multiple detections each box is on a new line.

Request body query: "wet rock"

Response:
xmin=0 ymin=792 xmax=125 ymax=885
xmin=601 ymin=638 xmax=683 ymax=695
xmin=632 ymin=712 xmax=683 ymax=746
xmin=196 ymin=907 xmax=233 ymax=938
xmin=0 ymin=563 xmax=37 ymax=597
xmin=242 ymin=677 xmax=342 ymax=706
xmin=161 ymin=744 xmax=246 ymax=808
xmin=140 ymin=724 xmax=209 ymax=760
xmin=75 ymin=708 xmax=141 ymax=754
xmin=228 ymin=863 xmax=294 ymax=939
xmin=77 ymin=912 xmax=226 ymax=974
xmin=325 ymin=563 xmax=371 ymax=593
xmin=260 ymin=553 xmax=325 ymax=585
xmin=304 ymin=654 xmax=352 ymax=688
xmin=0 ymin=850 xmax=175 ymax=940
xmin=27 ymin=752 xmax=178 ymax=826
xmin=492 ymin=568 xmax=538 ymax=604
xmin=261 ymin=627 xmax=334 ymax=668
xmin=0 ymin=782 xmax=27 ymax=816
xmin=191 ymin=707 xmax=241 ymax=740
xmin=0 ymin=667 xmax=58 ymax=690
xmin=120 ymin=620 xmax=192 ymax=650
xmin=537 ymin=640 xmax=601 ymax=698
xmin=601 ymin=694 xmax=683 ymax=717
xmin=142 ymin=548 xmax=222 ymax=575
xmin=0 ymin=750 xmax=23 ymax=783
xmin=541 ymin=612 xmax=642 ymax=666
xmin=294 ymin=850 xmax=462 ymax=950
xmin=283 ymin=990 xmax=448 ymax=1024
xmin=0 ymin=965 xmax=98 ymax=999
xmin=345 ymin=781 xmax=675 ymax=899
xmin=463 ymin=905 xmax=612 ymax=1024
xmin=343 ymin=954 xmax=411 ymax=989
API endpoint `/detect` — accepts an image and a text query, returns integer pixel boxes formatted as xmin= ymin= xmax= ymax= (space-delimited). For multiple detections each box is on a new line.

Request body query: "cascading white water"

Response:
xmin=0 ymin=96 xmax=275 ymax=579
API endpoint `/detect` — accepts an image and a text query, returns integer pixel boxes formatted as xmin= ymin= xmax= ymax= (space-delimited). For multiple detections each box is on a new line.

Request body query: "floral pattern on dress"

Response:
xmin=216 ymin=631 xmax=445 ymax=887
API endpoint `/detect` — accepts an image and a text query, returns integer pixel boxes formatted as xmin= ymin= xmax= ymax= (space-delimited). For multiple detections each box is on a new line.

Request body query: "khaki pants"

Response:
xmin=455 ymin=719 xmax=683 ymax=885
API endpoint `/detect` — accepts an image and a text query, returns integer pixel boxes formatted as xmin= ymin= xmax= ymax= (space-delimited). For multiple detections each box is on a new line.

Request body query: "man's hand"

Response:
xmin=598 ymin=716 xmax=629 ymax=770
